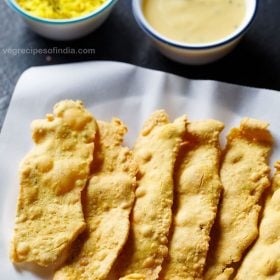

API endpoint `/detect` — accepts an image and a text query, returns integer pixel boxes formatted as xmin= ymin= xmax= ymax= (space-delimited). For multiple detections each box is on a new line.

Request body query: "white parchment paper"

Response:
xmin=1 ymin=61 xmax=280 ymax=279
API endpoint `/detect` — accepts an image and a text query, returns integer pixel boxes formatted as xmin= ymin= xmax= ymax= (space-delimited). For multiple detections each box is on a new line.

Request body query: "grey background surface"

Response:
xmin=1 ymin=0 xmax=280 ymax=130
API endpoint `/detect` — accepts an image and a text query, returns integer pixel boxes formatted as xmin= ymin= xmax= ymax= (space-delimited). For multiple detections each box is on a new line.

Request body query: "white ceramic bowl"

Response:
xmin=132 ymin=0 xmax=258 ymax=65
xmin=5 ymin=0 xmax=118 ymax=41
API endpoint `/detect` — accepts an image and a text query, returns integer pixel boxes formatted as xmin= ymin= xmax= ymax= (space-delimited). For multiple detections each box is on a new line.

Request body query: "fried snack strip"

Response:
xmin=112 ymin=110 xmax=188 ymax=280
xmin=10 ymin=100 xmax=97 ymax=267
xmin=204 ymin=118 xmax=272 ymax=280
xmin=54 ymin=119 xmax=137 ymax=280
xmin=160 ymin=120 xmax=224 ymax=280
xmin=235 ymin=161 xmax=280 ymax=280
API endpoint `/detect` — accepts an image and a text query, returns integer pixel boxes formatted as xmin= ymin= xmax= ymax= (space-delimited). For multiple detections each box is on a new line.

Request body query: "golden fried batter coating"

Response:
xmin=10 ymin=100 xmax=97 ymax=267
xmin=160 ymin=120 xmax=224 ymax=280
xmin=204 ymin=118 xmax=273 ymax=280
xmin=235 ymin=161 xmax=280 ymax=280
xmin=111 ymin=110 xmax=188 ymax=280
xmin=54 ymin=118 xmax=137 ymax=280
xmin=119 ymin=274 xmax=146 ymax=280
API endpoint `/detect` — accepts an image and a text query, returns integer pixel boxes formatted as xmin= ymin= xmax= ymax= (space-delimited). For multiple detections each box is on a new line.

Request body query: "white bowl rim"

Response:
xmin=6 ymin=0 xmax=118 ymax=25
xmin=132 ymin=0 xmax=259 ymax=50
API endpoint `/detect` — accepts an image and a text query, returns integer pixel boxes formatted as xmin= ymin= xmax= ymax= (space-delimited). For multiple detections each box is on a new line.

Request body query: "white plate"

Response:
xmin=1 ymin=61 xmax=280 ymax=279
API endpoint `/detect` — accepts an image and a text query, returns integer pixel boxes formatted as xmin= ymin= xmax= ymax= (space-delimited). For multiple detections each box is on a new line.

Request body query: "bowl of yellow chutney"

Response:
xmin=132 ymin=0 xmax=258 ymax=65
xmin=6 ymin=0 xmax=118 ymax=40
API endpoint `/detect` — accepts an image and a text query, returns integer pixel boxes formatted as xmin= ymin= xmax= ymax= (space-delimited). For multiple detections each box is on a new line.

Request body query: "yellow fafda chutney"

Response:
xmin=143 ymin=0 xmax=246 ymax=45
xmin=16 ymin=0 xmax=107 ymax=20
